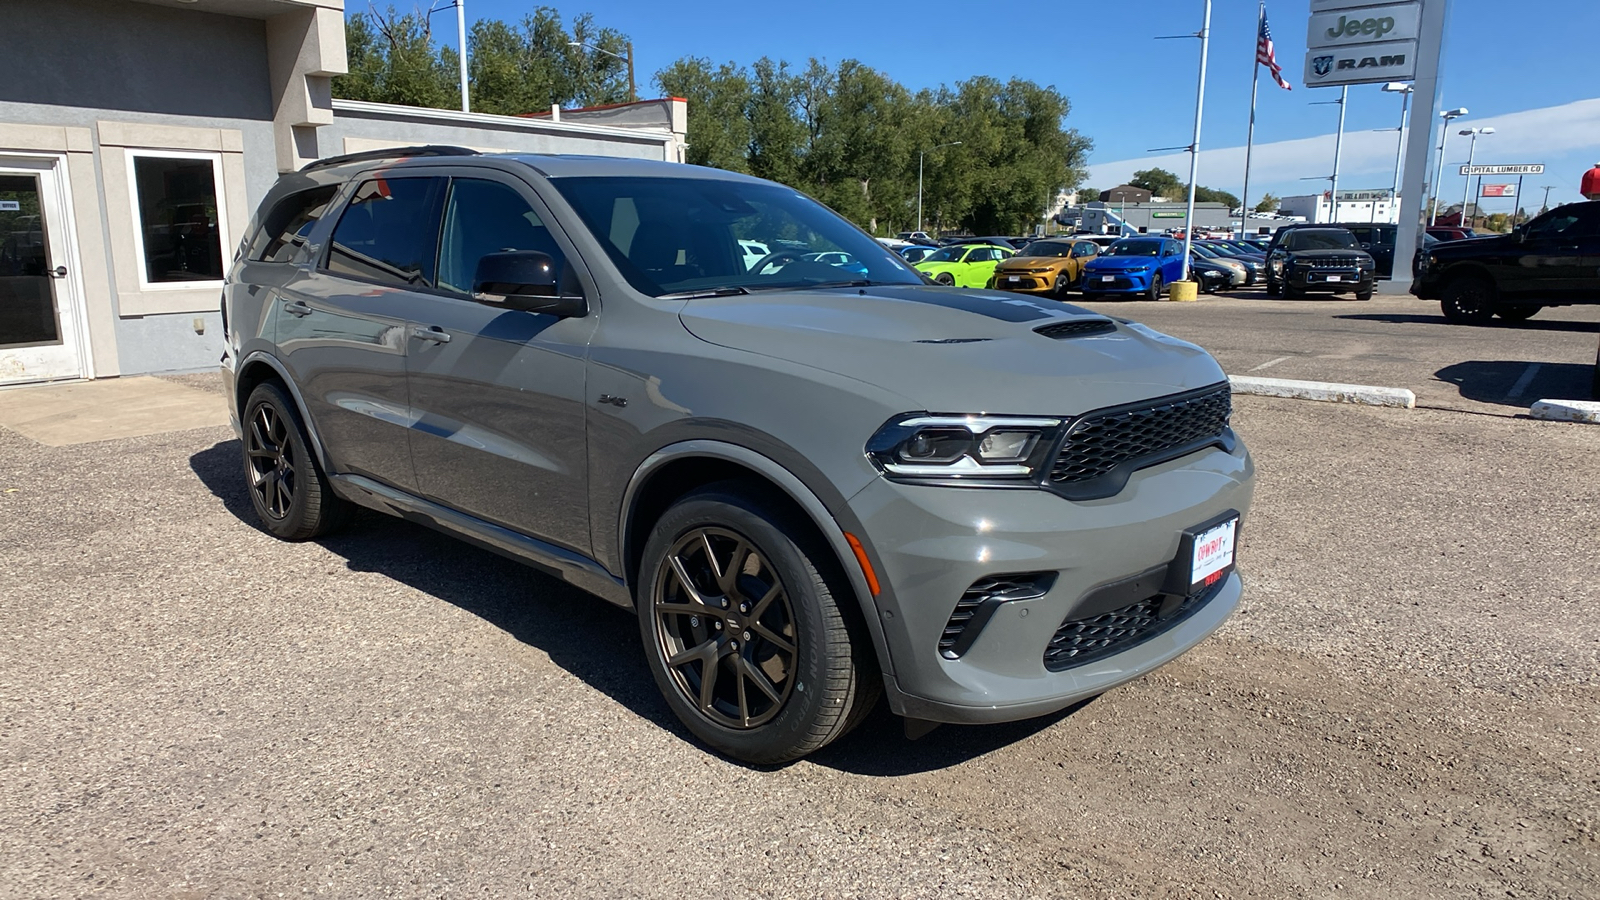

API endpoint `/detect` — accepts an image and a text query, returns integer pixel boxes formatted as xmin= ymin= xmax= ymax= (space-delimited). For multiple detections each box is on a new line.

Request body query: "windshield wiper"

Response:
xmin=656 ymin=286 xmax=752 ymax=300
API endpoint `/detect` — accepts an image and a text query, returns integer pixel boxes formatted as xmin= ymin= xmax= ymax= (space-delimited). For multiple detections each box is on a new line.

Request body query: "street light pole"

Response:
xmin=1381 ymin=82 xmax=1413 ymax=223
xmin=1429 ymin=107 xmax=1467 ymax=225
xmin=427 ymin=0 xmax=470 ymax=112
xmin=1459 ymin=126 xmax=1494 ymax=229
xmin=917 ymin=141 xmax=961 ymax=234
xmin=1179 ymin=0 xmax=1212 ymax=283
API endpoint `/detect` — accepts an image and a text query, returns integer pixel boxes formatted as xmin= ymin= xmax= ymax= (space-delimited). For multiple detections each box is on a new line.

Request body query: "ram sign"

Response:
xmin=1304 ymin=0 xmax=1421 ymax=86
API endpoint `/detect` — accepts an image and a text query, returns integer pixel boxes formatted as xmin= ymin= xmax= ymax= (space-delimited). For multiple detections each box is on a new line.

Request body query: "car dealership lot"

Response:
xmin=1 ymin=354 xmax=1597 ymax=898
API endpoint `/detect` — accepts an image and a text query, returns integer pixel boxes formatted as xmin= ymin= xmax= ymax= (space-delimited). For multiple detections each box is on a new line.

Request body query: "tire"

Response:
xmin=1265 ymin=276 xmax=1282 ymax=297
xmin=1439 ymin=275 xmax=1497 ymax=325
xmin=1283 ymin=284 xmax=1303 ymax=300
xmin=637 ymin=482 xmax=879 ymax=764
xmin=1052 ymin=273 xmax=1070 ymax=297
xmin=1354 ymin=289 xmax=1374 ymax=301
xmin=934 ymin=272 xmax=955 ymax=286
xmin=1496 ymin=304 xmax=1541 ymax=323
xmin=1146 ymin=272 xmax=1163 ymax=301
xmin=241 ymin=382 xmax=350 ymax=541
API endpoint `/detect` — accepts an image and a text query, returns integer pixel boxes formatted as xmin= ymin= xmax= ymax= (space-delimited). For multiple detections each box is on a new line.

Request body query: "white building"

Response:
xmin=1278 ymin=190 xmax=1399 ymax=224
xmin=0 ymin=0 xmax=687 ymax=387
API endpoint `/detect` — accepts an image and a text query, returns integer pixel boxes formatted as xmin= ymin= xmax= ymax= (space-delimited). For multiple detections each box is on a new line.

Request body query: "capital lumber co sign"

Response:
xmin=1304 ymin=0 xmax=1420 ymax=86
xmin=1460 ymin=164 xmax=1544 ymax=175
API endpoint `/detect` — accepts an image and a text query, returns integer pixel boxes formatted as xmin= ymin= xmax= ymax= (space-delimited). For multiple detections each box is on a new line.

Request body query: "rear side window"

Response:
xmin=247 ymin=186 xmax=337 ymax=263
xmin=324 ymin=177 xmax=446 ymax=287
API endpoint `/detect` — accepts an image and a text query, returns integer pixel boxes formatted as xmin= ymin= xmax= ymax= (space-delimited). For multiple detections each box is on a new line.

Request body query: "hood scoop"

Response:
xmin=1034 ymin=318 xmax=1117 ymax=340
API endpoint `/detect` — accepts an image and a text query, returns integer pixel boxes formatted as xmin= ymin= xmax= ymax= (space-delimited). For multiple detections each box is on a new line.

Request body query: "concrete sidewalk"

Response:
xmin=0 ymin=376 xmax=227 ymax=446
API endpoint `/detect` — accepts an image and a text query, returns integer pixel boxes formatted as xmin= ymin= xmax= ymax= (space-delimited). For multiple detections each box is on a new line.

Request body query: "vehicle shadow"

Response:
xmin=1337 ymin=312 xmax=1600 ymax=333
xmin=188 ymin=440 xmax=1068 ymax=773
xmin=1434 ymin=360 xmax=1598 ymax=406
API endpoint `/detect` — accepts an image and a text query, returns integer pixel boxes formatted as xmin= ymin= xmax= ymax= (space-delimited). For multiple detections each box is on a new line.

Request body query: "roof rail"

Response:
xmin=300 ymin=145 xmax=479 ymax=172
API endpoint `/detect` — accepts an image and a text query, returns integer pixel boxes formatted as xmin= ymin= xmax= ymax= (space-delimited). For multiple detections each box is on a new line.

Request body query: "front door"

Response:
xmin=0 ymin=158 xmax=85 ymax=384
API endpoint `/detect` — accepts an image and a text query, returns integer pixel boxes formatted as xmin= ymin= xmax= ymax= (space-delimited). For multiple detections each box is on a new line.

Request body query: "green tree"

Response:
xmin=333 ymin=8 xmax=456 ymax=108
xmin=746 ymin=58 xmax=806 ymax=187
xmin=1194 ymin=186 xmax=1240 ymax=209
xmin=655 ymin=58 xmax=752 ymax=172
xmin=1130 ymin=168 xmax=1184 ymax=200
xmin=1253 ymin=192 xmax=1280 ymax=213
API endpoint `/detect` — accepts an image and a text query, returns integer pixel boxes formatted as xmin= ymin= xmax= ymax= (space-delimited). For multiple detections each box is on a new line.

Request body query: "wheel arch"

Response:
xmin=234 ymin=351 xmax=332 ymax=473
xmin=618 ymin=440 xmax=896 ymax=677
xmin=1439 ymin=261 xmax=1497 ymax=293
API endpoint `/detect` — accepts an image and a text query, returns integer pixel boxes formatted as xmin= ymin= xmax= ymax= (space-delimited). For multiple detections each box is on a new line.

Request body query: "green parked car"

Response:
xmin=913 ymin=243 xmax=1014 ymax=287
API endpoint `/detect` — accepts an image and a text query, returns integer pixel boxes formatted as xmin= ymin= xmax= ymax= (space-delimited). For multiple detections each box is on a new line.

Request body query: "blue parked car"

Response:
xmin=1079 ymin=237 xmax=1189 ymax=300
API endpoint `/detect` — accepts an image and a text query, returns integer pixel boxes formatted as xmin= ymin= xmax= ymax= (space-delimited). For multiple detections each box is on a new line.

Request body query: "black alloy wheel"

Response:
xmin=652 ymin=526 xmax=798 ymax=730
xmin=241 ymin=382 xmax=349 ymax=541
xmin=1265 ymin=275 xmax=1282 ymax=297
xmin=1053 ymin=273 xmax=1070 ymax=297
xmin=934 ymin=272 xmax=955 ymax=286
xmin=637 ymin=483 xmax=879 ymax=764
xmin=1439 ymin=276 xmax=1497 ymax=325
xmin=246 ymin=402 xmax=296 ymax=520
xmin=1146 ymin=272 xmax=1163 ymax=301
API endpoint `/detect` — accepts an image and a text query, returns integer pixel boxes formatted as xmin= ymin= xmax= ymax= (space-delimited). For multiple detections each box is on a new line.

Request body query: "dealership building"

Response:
xmin=0 ymin=0 xmax=687 ymax=387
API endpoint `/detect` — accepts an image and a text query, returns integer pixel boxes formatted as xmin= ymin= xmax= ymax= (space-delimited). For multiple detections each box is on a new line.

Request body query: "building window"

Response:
xmin=126 ymin=151 xmax=229 ymax=288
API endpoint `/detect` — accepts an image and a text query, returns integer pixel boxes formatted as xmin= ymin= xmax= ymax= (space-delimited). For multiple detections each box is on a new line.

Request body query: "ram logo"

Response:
xmin=1312 ymin=56 xmax=1334 ymax=77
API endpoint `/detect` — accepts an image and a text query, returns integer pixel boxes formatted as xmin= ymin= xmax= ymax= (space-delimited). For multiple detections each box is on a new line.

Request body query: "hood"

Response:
xmin=677 ymin=285 xmax=1225 ymax=414
xmin=1085 ymin=256 xmax=1161 ymax=271
xmin=995 ymin=255 xmax=1072 ymax=273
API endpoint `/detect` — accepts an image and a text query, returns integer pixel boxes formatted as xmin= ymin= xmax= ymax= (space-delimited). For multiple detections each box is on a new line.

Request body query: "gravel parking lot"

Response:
xmin=2 ymin=314 xmax=1597 ymax=898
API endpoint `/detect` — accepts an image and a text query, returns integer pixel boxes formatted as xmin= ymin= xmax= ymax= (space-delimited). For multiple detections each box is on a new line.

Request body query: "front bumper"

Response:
xmin=848 ymin=439 xmax=1254 ymax=724
xmin=1285 ymin=268 xmax=1374 ymax=293
xmin=1081 ymin=270 xmax=1155 ymax=294
xmin=988 ymin=270 xmax=1062 ymax=294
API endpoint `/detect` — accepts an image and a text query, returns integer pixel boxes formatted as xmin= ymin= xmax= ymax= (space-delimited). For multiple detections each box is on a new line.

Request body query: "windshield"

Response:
xmin=1284 ymin=229 xmax=1359 ymax=251
xmin=1104 ymin=239 xmax=1164 ymax=257
xmin=548 ymin=176 xmax=924 ymax=296
xmin=922 ymin=246 xmax=968 ymax=263
xmin=1019 ymin=241 xmax=1073 ymax=258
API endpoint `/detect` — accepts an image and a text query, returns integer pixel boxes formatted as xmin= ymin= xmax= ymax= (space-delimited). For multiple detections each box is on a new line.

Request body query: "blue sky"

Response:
xmin=404 ymin=0 xmax=1600 ymax=210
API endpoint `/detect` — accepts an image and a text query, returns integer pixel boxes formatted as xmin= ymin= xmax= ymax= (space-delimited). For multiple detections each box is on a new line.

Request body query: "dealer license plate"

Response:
xmin=1008 ymin=275 xmax=1020 ymax=282
xmin=1101 ymin=274 xmax=1115 ymax=282
xmin=1325 ymin=274 xmax=1342 ymax=282
xmin=1188 ymin=516 xmax=1237 ymax=593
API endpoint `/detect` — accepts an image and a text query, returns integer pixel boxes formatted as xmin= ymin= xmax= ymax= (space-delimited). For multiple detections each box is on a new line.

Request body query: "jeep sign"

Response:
xmin=1307 ymin=3 xmax=1422 ymax=49
xmin=1304 ymin=39 xmax=1418 ymax=86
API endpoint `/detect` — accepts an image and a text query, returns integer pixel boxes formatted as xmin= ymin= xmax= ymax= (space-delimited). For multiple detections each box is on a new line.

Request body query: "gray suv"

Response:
xmin=222 ymin=147 xmax=1254 ymax=763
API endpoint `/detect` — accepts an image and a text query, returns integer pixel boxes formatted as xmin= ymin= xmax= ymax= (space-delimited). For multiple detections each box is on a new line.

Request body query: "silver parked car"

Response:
xmin=222 ymin=147 xmax=1254 ymax=763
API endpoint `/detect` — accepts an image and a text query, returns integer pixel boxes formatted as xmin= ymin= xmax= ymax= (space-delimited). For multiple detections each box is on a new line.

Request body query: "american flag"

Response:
xmin=1257 ymin=12 xmax=1292 ymax=91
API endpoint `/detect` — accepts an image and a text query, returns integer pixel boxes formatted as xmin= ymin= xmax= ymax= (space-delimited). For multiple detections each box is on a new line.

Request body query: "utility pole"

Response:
xmin=1180 ymin=0 xmax=1211 ymax=282
xmin=1428 ymin=108 xmax=1467 ymax=225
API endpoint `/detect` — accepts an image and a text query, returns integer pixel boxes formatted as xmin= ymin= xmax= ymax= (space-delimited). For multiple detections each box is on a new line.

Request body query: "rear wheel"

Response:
xmin=1496 ymin=304 xmax=1541 ymax=323
xmin=241 ymin=382 xmax=350 ymax=541
xmin=1440 ymin=275 xmax=1497 ymax=325
xmin=638 ymin=483 xmax=879 ymax=764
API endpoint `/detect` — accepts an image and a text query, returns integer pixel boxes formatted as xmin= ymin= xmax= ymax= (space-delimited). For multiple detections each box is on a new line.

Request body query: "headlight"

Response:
xmin=1130 ymin=265 xmax=1152 ymax=273
xmin=866 ymin=414 xmax=1062 ymax=482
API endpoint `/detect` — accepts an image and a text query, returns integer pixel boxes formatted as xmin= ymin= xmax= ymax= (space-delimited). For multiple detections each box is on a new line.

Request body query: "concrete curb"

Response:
xmin=1529 ymin=399 xmax=1600 ymax=424
xmin=1228 ymin=375 xmax=1417 ymax=409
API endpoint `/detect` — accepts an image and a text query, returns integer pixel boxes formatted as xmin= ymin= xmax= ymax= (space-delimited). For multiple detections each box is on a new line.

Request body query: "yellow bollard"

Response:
xmin=1168 ymin=279 xmax=1199 ymax=302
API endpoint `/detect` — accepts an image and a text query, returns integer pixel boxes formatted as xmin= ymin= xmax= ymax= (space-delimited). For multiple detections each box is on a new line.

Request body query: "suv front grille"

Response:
xmin=1305 ymin=256 xmax=1364 ymax=268
xmin=1049 ymin=384 xmax=1232 ymax=496
xmin=1035 ymin=319 xmax=1116 ymax=340
xmin=1042 ymin=584 xmax=1219 ymax=671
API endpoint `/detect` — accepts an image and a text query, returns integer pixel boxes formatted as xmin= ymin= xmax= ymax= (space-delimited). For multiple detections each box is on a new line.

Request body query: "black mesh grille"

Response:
xmin=1050 ymin=385 xmax=1232 ymax=486
xmin=939 ymin=574 xmax=1053 ymax=659
xmin=1035 ymin=319 xmax=1116 ymax=339
xmin=1305 ymin=256 xmax=1364 ymax=268
xmin=1042 ymin=587 xmax=1216 ymax=671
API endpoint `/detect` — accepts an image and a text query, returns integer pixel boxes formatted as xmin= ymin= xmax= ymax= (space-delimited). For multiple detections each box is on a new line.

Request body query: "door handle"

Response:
xmin=412 ymin=325 xmax=451 ymax=344
xmin=283 ymin=300 xmax=313 ymax=317
xmin=48 ymin=265 xmax=67 ymax=279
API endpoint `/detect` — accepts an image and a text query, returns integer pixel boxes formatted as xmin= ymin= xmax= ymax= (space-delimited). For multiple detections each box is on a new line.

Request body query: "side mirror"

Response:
xmin=472 ymin=251 xmax=587 ymax=317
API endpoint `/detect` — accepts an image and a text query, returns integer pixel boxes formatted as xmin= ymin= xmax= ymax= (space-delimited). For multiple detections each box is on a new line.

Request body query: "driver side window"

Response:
xmin=436 ymin=178 xmax=566 ymax=295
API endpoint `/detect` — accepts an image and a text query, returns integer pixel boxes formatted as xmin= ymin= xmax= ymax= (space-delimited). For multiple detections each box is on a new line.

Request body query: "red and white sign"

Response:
xmin=1480 ymin=183 xmax=1516 ymax=198
xmin=1190 ymin=518 xmax=1237 ymax=589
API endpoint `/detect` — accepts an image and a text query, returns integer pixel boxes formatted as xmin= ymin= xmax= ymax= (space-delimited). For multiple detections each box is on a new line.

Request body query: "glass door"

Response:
xmin=0 ymin=158 xmax=84 ymax=384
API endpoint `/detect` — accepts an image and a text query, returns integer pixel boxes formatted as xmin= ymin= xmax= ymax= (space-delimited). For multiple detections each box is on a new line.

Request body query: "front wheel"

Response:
xmin=1265 ymin=276 xmax=1282 ymax=297
xmin=1146 ymin=272 xmax=1164 ymax=301
xmin=1440 ymin=276 xmax=1497 ymax=325
xmin=1354 ymin=288 xmax=1374 ymax=301
xmin=638 ymin=483 xmax=879 ymax=764
xmin=934 ymin=272 xmax=955 ymax=286
xmin=1052 ymin=273 xmax=1070 ymax=297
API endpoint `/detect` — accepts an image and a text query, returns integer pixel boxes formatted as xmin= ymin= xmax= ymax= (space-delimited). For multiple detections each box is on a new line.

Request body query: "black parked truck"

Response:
xmin=1411 ymin=200 xmax=1600 ymax=325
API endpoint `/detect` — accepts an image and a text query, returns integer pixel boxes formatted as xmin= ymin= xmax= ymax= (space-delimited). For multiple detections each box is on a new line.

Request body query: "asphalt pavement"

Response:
xmin=1 ymin=334 xmax=1597 ymax=897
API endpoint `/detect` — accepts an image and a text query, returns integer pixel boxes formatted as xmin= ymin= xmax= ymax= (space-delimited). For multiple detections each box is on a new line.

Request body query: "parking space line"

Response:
xmin=1249 ymin=356 xmax=1292 ymax=372
xmin=1505 ymin=363 xmax=1542 ymax=401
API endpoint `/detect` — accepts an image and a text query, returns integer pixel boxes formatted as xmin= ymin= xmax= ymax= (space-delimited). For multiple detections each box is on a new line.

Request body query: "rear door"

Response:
xmin=403 ymin=172 xmax=599 ymax=554
xmin=277 ymin=174 xmax=447 ymax=492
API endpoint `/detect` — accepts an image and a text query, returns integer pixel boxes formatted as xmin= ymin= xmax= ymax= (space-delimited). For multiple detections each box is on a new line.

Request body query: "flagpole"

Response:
xmin=1239 ymin=0 xmax=1263 ymax=238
